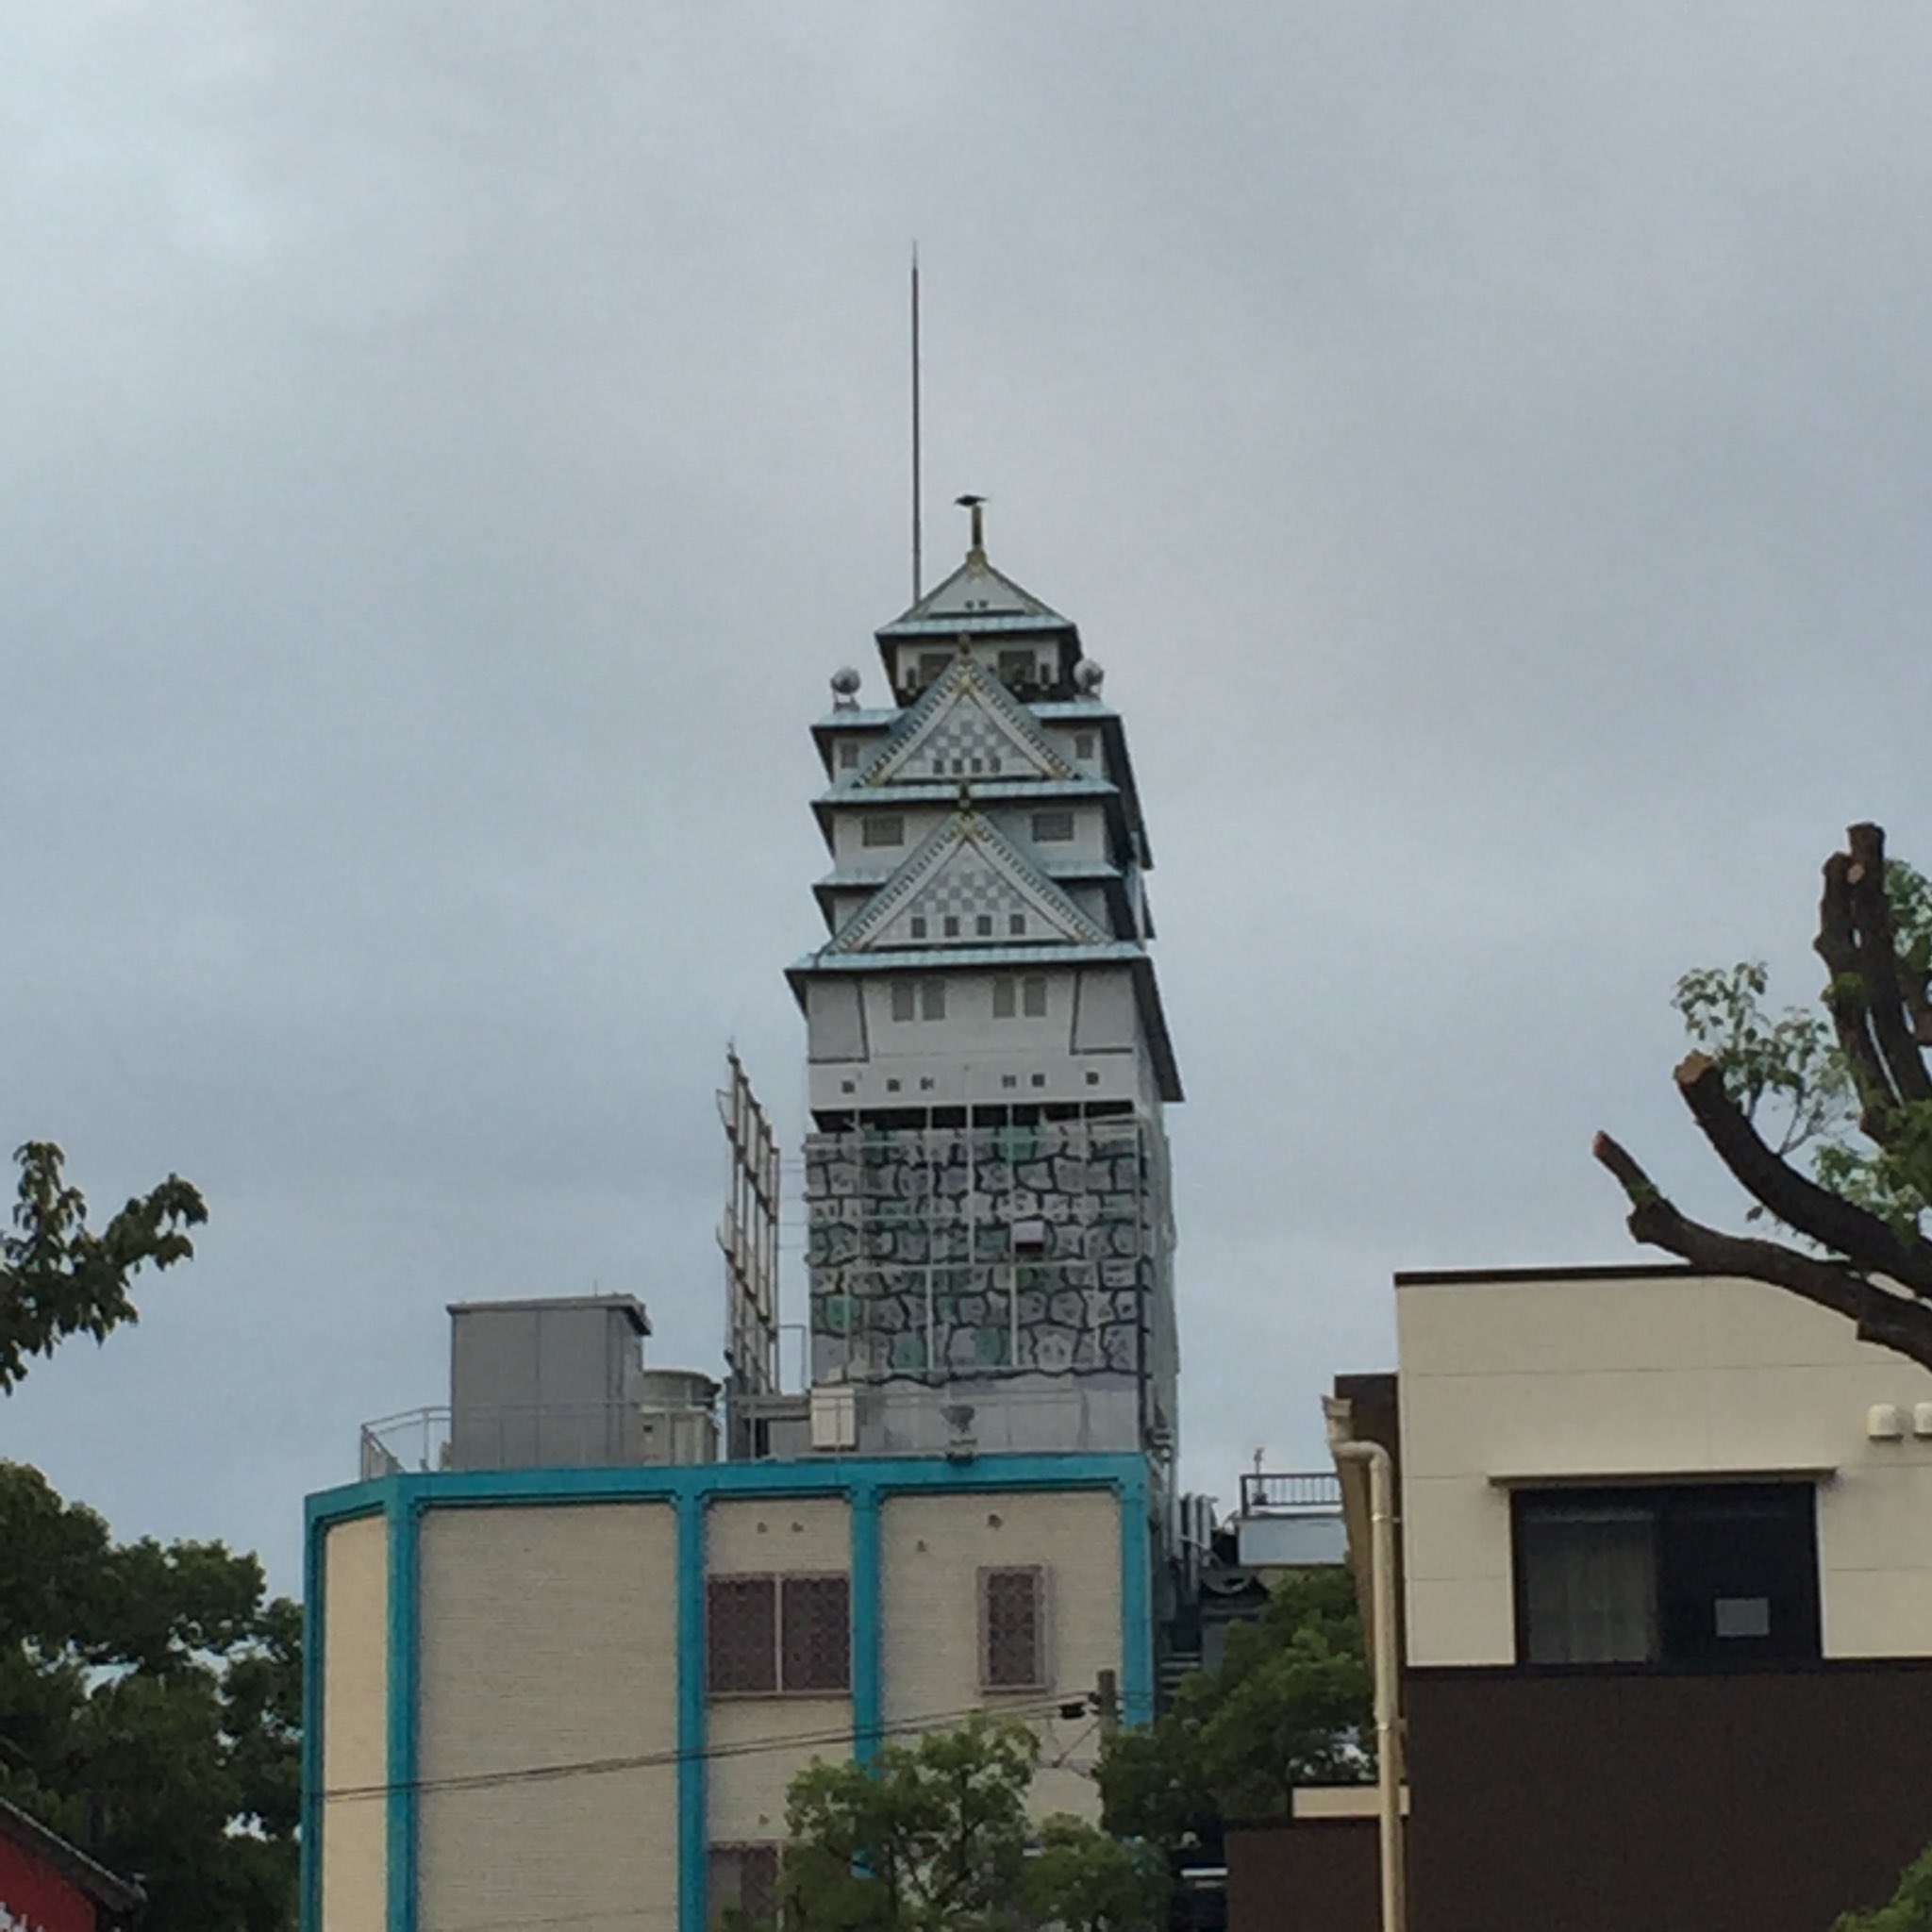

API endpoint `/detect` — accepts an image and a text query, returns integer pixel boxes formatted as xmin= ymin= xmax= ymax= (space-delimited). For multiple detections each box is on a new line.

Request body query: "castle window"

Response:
xmin=1023 ymin=975 xmax=1048 ymax=1017
xmin=998 ymin=649 xmax=1035 ymax=687
xmin=976 ymin=915 xmax=993 ymax=937
xmin=920 ymin=980 xmax=946 ymax=1022
xmin=1009 ymin=913 xmax=1025 ymax=936
xmin=979 ymin=1567 xmax=1049 ymax=1690
xmin=993 ymin=978 xmax=1016 ymax=1019
xmin=910 ymin=917 xmax=927 ymax=940
xmin=943 ymin=915 xmax=960 ymax=938
xmin=863 ymin=815 xmax=905 ymax=848
xmin=918 ymin=652 xmax=950 ymax=686
xmin=891 ymin=983 xmax=916 ymax=1023
xmin=1032 ymin=810 xmax=1074 ymax=843
xmin=1074 ymin=732 xmax=1096 ymax=761
xmin=839 ymin=741 xmax=859 ymax=769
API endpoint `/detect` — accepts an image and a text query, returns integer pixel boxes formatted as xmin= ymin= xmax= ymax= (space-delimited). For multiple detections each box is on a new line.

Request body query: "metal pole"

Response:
xmin=910 ymin=246 xmax=923 ymax=602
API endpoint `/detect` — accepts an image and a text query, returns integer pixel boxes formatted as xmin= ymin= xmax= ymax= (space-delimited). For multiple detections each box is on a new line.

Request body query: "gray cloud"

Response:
xmin=6 ymin=2 xmax=1932 ymax=1580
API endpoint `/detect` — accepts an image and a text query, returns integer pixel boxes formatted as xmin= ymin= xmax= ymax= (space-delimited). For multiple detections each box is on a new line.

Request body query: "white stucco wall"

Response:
xmin=879 ymin=1490 xmax=1121 ymax=1821
xmin=705 ymin=1498 xmax=854 ymax=1847
xmin=416 ymin=1502 xmax=681 ymax=1932
xmin=319 ymin=1514 xmax=388 ymax=1932
xmin=1397 ymin=1272 xmax=1932 ymax=1666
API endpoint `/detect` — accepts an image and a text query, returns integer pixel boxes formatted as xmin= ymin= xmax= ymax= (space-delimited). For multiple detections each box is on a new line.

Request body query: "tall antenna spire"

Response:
xmin=910 ymin=245 xmax=924 ymax=603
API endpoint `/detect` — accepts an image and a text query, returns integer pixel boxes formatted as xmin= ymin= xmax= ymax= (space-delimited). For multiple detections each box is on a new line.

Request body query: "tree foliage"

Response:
xmin=1834 ymin=1841 xmax=1932 ymax=1932
xmin=755 ymin=1714 xmax=1165 ymax=1932
xmin=1 ymin=1141 xmax=207 ymax=1392
xmin=1597 ymin=823 xmax=1932 ymax=1370
xmin=1096 ymin=1567 xmax=1371 ymax=1850
xmin=0 ymin=1461 xmax=300 ymax=1932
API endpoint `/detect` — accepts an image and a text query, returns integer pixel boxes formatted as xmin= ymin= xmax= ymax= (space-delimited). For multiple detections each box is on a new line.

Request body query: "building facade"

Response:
xmin=0 ymin=1800 xmax=142 ymax=1932
xmin=1249 ymin=1263 xmax=1932 ymax=1932
xmin=303 ymin=527 xmax=1178 ymax=1932
xmin=791 ymin=520 xmax=1181 ymax=1463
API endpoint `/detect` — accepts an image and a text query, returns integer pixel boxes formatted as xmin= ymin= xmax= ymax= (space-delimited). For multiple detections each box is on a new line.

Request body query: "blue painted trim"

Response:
xmin=306 ymin=1450 xmax=1146 ymax=1513
xmin=385 ymin=1480 xmax=422 ymax=1932
xmin=1116 ymin=1467 xmax=1154 ymax=1725
xmin=299 ymin=1496 xmax=385 ymax=1932
xmin=848 ymin=1483 xmax=883 ymax=1761
xmin=675 ymin=1491 xmax=708 ymax=1932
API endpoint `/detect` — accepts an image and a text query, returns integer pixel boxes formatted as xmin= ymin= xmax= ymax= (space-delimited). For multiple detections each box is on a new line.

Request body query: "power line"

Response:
xmin=318 ymin=1693 xmax=1079 ymax=1806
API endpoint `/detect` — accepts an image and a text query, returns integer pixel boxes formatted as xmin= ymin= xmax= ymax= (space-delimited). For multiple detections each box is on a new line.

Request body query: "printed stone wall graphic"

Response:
xmin=805 ymin=1119 xmax=1156 ymax=1385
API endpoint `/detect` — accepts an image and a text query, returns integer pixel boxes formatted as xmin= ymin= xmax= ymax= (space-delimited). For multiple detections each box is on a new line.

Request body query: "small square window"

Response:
xmin=920 ymin=1077 xmax=934 ymax=1091
xmin=1022 ymin=975 xmax=1047 ymax=1018
xmin=921 ymin=980 xmax=946 ymax=1022
xmin=1009 ymin=913 xmax=1025 ymax=936
xmin=1085 ymin=1072 xmax=1100 ymax=1087
xmin=839 ymin=741 xmax=859 ymax=769
xmin=1074 ymin=732 xmax=1096 ymax=760
xmin=1032 ymin=810 xmax=1075 ymax=843
xmin=943 ymin=915 xmax=960 ymax=938
xmin=1031 ymin=1074 xmax=1046 ymax=1089
xmin=887 ymin=1078 xmax=901 ymax=1092
xmin=841 ymin=1079 xmax=857 ymax=1094
xmin=998 ymin=649 xmax=1035 ymax=686
xmin=971 ymin=757 xmax=984 ymax=774
xmin=1001 ymin=1074 xmax=1018 ymax=1090
xmin=989 ymin=757 xmax=1002 ymax=774
xmin=976 ymin=915 xmax=993 ymax=937
xmin=863 ymin=815 xmax=906 ymax=848
xmin=918 ymin=652 xmax=950 ymax=686
xmin=709 ymin=1845 xmax=779 ymax=1923
xmin=992 ymin=979 xmax=1016 ymax=1020
xmin=910 ymin=916 xmax=927 ymax=940
xmin=891 ymin=983 xmax=916 ymax=1023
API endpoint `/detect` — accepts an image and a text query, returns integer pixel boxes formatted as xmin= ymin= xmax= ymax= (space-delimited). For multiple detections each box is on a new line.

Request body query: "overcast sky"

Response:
xmin=7 ymin=3 xmax=1932 ymax=1591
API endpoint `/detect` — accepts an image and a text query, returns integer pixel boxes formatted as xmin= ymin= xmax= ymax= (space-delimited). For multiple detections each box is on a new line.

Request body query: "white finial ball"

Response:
xmin=1074 ymin=658 xmax=1105 ymax=694
xmin=830 ymin=666 xmax=862 ymax=697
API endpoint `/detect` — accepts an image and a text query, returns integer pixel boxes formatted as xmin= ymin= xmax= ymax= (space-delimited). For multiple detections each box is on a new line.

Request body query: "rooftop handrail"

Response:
xmin=1240 ymin=1470 xmax=1343 ymax=1515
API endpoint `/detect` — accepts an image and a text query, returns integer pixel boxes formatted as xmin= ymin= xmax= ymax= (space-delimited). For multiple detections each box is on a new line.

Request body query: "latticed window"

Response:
xmin=707 ymin=1574 xmax=851 ymax=1694
xmin=708 ymin=1843 xmax=779 ymax=1924
xmin=862 ymin=814 xmax=906 ymax=848
xmin=1022 ymin=974 xmax=1047 ymax=1017
xmin=781 ymin=1576 xmax=852 ymax=1692
xmin=1032 ymin=809 xmax=1075 ymax=842
xmin=979 ymin=1566 xmax=1048 ymax=1690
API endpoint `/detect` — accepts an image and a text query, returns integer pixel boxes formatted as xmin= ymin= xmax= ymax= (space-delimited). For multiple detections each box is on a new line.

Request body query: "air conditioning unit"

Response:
xmin=809 ymin=1384 xmax=858 ymax=1452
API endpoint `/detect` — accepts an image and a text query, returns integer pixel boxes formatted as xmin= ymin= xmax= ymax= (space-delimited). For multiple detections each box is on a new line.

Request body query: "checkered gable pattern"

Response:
xmin=911 ymin=699 xmax=1047 ymax=781
xmin=874 ymin=856 xmax=1040 ymax=947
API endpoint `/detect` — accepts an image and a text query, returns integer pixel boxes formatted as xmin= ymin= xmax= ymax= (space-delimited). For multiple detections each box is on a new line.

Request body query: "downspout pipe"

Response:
xmin=1326 ymin=1420 xmax=1406 ymax=1932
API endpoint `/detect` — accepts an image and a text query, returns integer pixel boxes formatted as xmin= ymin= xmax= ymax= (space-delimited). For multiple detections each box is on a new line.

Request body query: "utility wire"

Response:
xmin=318 ymin=1693 xmax=1081 ymax=1805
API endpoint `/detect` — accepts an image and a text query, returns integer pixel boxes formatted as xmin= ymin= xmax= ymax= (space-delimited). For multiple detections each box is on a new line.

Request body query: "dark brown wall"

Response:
xmin=1225 ymin=1818 xmax=1381 ymax=1932
xmin=1406 ymin=1662 xmax=1932 ymax=1932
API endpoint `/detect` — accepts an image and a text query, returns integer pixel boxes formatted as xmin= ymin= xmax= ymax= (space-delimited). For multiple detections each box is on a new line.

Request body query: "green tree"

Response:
xmin=1 ymin=1141 xmax=207 ymax=1391
xmin=0 ymin=1460 xmax=301 ymax=1932
xmin=758 ymin=1714 xmax=1164 ymax=1932
xmin=1835 ymin=1840 xmax=1932 ymax=1931
xmin=1597 ymin=823 xmax=1932 ymax=1372
xmin=1096 ymin=1567 xmax=1371 ymax=1851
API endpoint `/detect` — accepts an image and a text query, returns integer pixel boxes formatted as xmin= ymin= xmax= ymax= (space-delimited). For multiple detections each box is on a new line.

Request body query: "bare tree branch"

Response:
xmin=1672 ymin=1051 xmax=1932 ymax=1295
xmin=1817 ymin=848 xmax=1901 ymax=1140
xmin=1846 ymin=823 xmax=1932 ymax=1107
xmin=1592 ymin=1131 xmax=1932 ymax=1370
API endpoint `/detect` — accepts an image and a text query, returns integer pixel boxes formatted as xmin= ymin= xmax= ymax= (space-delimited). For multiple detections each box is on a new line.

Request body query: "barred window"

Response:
xmin=979 ymin=1566 xmax=1048 ymax=1690
xmin=918 ymin=651 xmax=950 ymax=686
xmin=909 ymin=916 xmax=927 ymax=940
xmin=862 ymin=815 xmax=906 ymax=848
xmin=993 ymin=977 xmax=1016 ymax=1019
xmin=920 ymin=979 xmax=946 ymax=1022
xmin=707 ymin=1577 xmax=777 ymax=1694
xmin=707 ymin=1574 xmax=851 ymax=1695
xmin=781 ymin=1576 xmax=852 ymax=1692
xmin=891 ymin=982 xmax=917 ymax=1023
xmin=1022 ymin=974 xmax=1047 ymax=1018
xmin=1032 ymin=809 xmax=1075 ymax=843
xmin=1008 ymin=912 xmax=1025 ymax=936
xmin=709 ymin=1842 xmax=779 ymax=1924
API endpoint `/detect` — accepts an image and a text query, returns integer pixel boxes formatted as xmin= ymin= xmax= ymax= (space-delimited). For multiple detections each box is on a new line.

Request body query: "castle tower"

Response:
xmin=791 ymin=508 xmax=1182 ymax=1462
